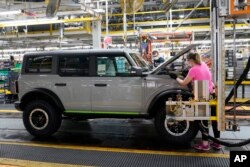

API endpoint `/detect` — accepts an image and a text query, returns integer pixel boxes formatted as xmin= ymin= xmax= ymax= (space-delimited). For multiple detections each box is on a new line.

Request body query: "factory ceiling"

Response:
xmin=0 ymin=0 xmax=249 ymax=53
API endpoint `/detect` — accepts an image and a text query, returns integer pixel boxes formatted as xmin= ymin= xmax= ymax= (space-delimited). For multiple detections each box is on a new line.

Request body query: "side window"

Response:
xmin=58 ymin=55 xmax=89 ymax=76
xmin=26 ymin=56 xmax=52 ymax=73
xmin=115 ymin=57 xmax=131 ymax=73
xmin=96 ymin=56 xmax=131 ymax=77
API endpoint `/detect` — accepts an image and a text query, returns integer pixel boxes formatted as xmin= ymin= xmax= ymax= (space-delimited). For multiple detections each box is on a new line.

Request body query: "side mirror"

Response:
xmin=130 ymin=67 xmax=146 ymax=76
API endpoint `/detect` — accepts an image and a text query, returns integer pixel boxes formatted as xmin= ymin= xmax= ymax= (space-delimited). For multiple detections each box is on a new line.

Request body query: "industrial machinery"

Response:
xmin=229 ymin=0 xmax=250 ymax=17
xmin=166 ymin=80 xmax=212 ymax=121
xmin=165 ymin=0 xmax=250 ymax=147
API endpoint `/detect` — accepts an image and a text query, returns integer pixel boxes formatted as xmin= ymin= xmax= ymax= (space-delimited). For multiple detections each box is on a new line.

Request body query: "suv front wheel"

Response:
xmin=23 ymin=100 xmax=62 ymax=137
xmin=155 ymin=106 xmax=199 ymax=145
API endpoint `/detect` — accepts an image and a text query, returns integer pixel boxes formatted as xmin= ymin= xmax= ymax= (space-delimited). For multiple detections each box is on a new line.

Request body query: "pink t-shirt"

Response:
xmin=187 ymin=62 xmax=214 ymax=93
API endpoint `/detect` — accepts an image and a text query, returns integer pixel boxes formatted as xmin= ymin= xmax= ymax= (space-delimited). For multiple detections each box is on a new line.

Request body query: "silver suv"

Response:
xmin=15 ymin=45 xmax=198 ymax=144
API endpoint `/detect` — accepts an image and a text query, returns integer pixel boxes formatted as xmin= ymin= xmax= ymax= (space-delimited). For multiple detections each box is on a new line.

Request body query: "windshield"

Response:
xmin=129 ymin=53 xmax=149 ymax=69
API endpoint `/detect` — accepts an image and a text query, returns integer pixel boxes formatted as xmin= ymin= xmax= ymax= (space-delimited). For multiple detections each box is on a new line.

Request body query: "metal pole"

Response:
xmin=59 ymin=22 xmax=64 ymax=49
xmin=133 ymin=12 xmax=135 ymax=33
xmin=217 ymin=15 xmax=225 ymax=131
xmin=123 ymin=0 xmax=127 ymax=48
xmin=170 ymin=0 xmax=173 ymax=52
xmin=105 ymin=0 xmax=108 ymax=36
xmin=232 ymin=18 xmax=237 ymax=128
xmin=192 ymin=32 xmax=195 ymax=43
xmin=211 ymin=0 xmax=225 ymax=131
xmin=169 ymin=0 xmax=173 ymax=32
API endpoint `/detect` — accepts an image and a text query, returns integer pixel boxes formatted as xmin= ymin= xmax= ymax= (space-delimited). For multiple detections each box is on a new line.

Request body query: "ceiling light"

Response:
xmin=0 ymin=10 xmax=22 ymax=16
xmin=0 ymin=18 xmax=59 ymax=27
xmin=179 ymin=14 xmax=184 ymax=19
xmin=0 ymin=17 xmax=98 ymax=27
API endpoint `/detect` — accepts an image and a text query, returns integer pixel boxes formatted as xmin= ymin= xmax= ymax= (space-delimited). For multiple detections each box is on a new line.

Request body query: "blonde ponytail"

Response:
xmin=187 ymin=53 xmax=201 ymax=65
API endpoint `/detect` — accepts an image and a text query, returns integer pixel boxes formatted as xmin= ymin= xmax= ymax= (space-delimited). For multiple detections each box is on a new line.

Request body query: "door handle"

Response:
xmin=55 ymin=83 xmax=67 ymax=86
xmin=94 ymin=83 xmax=107 ymax=87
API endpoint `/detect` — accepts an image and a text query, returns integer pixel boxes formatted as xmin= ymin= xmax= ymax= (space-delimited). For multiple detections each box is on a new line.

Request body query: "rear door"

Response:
xmin=91 ymin=52 xmax=143 ymax=114
xmin=53 ymin=53 xmax=92 ymax=111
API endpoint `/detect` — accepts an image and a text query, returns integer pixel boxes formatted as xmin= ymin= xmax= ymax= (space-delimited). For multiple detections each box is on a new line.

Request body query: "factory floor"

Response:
xmin=0 ymin=104 xmax=250 ymax=167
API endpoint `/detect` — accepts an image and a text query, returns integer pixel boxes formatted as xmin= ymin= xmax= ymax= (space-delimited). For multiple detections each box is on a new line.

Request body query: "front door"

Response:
xmin=91 ymin=53 xmax=143 ymax=114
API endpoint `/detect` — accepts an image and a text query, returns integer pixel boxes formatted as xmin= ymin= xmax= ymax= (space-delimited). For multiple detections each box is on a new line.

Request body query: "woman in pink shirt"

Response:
xmin=176 ymin=53 xmax=214 ymax=93
xmin=169 ymin=52 xmax=221 ymax=151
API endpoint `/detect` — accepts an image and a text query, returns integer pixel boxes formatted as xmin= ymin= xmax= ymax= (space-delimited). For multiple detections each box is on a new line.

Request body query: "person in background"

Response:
xmin=169 ymin=52 xmax=221 ymax=151
xmin=152 ymin=50 xmax=164 ymax=67
xmin=201 ymin=53 xmax=212 ymax=68
xmin=10 ymin=55 xmax=15 ymax=67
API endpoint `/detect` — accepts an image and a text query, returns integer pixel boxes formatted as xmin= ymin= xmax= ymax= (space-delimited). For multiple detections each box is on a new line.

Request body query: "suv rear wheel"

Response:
xmin=23 ymin=100 xmax=62 ymax=137
xmin=154 ymin=106 xmax=199 ymax=145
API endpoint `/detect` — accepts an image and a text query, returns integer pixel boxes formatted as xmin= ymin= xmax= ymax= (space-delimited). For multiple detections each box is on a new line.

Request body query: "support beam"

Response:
xmin=92 ymin=20 xmax=101 ymax=48
xmin=0 ymin=17 xmax=99 ymax=28
xmin=211 ymin=0 xmax=225 ymax=131
xmin=80 ymin=0 xmax=102 ymax=17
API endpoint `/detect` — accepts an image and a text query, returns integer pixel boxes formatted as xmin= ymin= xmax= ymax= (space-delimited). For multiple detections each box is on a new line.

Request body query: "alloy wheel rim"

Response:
xmin=164 ymin=118 xmax=190 ymax=136
xmin=29 ymin=108 xmax=49 ymax=130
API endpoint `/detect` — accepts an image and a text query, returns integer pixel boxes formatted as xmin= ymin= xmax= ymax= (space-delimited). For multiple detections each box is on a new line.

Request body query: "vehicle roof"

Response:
xmin=24 ymin=49 xmax=136 ymax=56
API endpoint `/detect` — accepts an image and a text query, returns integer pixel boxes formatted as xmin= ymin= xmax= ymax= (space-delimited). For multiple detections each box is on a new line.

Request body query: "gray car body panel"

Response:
xmin=17 ymin=46 xmax=196 ymax=116
xmin=18 ymin=75 xmax=92 ymax=110
xmin=91 ymin=76 xmax=143 ymax=112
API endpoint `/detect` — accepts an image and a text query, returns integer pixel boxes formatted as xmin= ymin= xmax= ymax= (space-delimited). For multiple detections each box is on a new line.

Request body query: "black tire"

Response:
xmin=23 ymin=100 xmax=62 ymax=138
xmin=154 ymin=106 xmax=199 ymax=145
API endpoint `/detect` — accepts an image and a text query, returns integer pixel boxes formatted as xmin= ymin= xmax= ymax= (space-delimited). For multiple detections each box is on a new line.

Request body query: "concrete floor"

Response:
xmin=0 ymin=103 xmax=250 ymax=166
xmin=0 ymin=104 xmax=250 ymax=152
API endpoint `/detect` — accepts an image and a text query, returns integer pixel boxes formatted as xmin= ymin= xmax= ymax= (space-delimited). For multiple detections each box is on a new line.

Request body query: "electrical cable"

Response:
xmin=192 ymin=0 xmax=250 ymax=148
xmin=226 ymin=100 xmax=250 ymax=112
xmin=198 ymin=122 xmax=250 ymax=147
xmin=196 ymin=53 xmax=250 ymax=147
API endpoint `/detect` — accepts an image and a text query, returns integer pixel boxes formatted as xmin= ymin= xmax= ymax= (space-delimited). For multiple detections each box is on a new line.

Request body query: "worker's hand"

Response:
xmin=169 ymin=72 xmax=178 ymax=80
xmin=182 ymin=68 xmax=189 ymax=77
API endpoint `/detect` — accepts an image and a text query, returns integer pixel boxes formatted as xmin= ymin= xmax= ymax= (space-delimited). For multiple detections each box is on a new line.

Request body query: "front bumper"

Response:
xmin=14 ymin=101 xmax=22 ymax=111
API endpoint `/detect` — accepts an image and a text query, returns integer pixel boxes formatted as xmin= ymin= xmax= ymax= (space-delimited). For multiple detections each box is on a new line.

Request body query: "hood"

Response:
xmin=150 ymin=44 xmax=199 ymax=75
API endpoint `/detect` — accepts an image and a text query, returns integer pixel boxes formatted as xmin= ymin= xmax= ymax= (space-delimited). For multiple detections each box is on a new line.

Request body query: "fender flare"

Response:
xmin=147 ymin=88 xmax=193 ymax=117
xmin=20 ymin=88 xmax=64 ymax=111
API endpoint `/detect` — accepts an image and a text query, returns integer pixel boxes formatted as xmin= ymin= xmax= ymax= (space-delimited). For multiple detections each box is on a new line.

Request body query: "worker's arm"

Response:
xmin=176 ymin=75 xmax=192 ymax=86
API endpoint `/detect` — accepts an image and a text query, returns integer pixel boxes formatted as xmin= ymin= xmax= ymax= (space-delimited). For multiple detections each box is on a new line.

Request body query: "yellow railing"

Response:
xmin=109 ymin=7 xmax=210 ymax=16
xmin=225 ymin=81 xmax=250 ymax=85
xmin=0 ymin=89 xmax=11 ymax=95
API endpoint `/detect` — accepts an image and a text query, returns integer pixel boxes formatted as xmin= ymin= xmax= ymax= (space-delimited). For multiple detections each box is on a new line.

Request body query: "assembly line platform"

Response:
xmin=0 ymin=104 xmax=250 ymax=167
xmin=0 ymin=142 xmax=231 ymax=167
